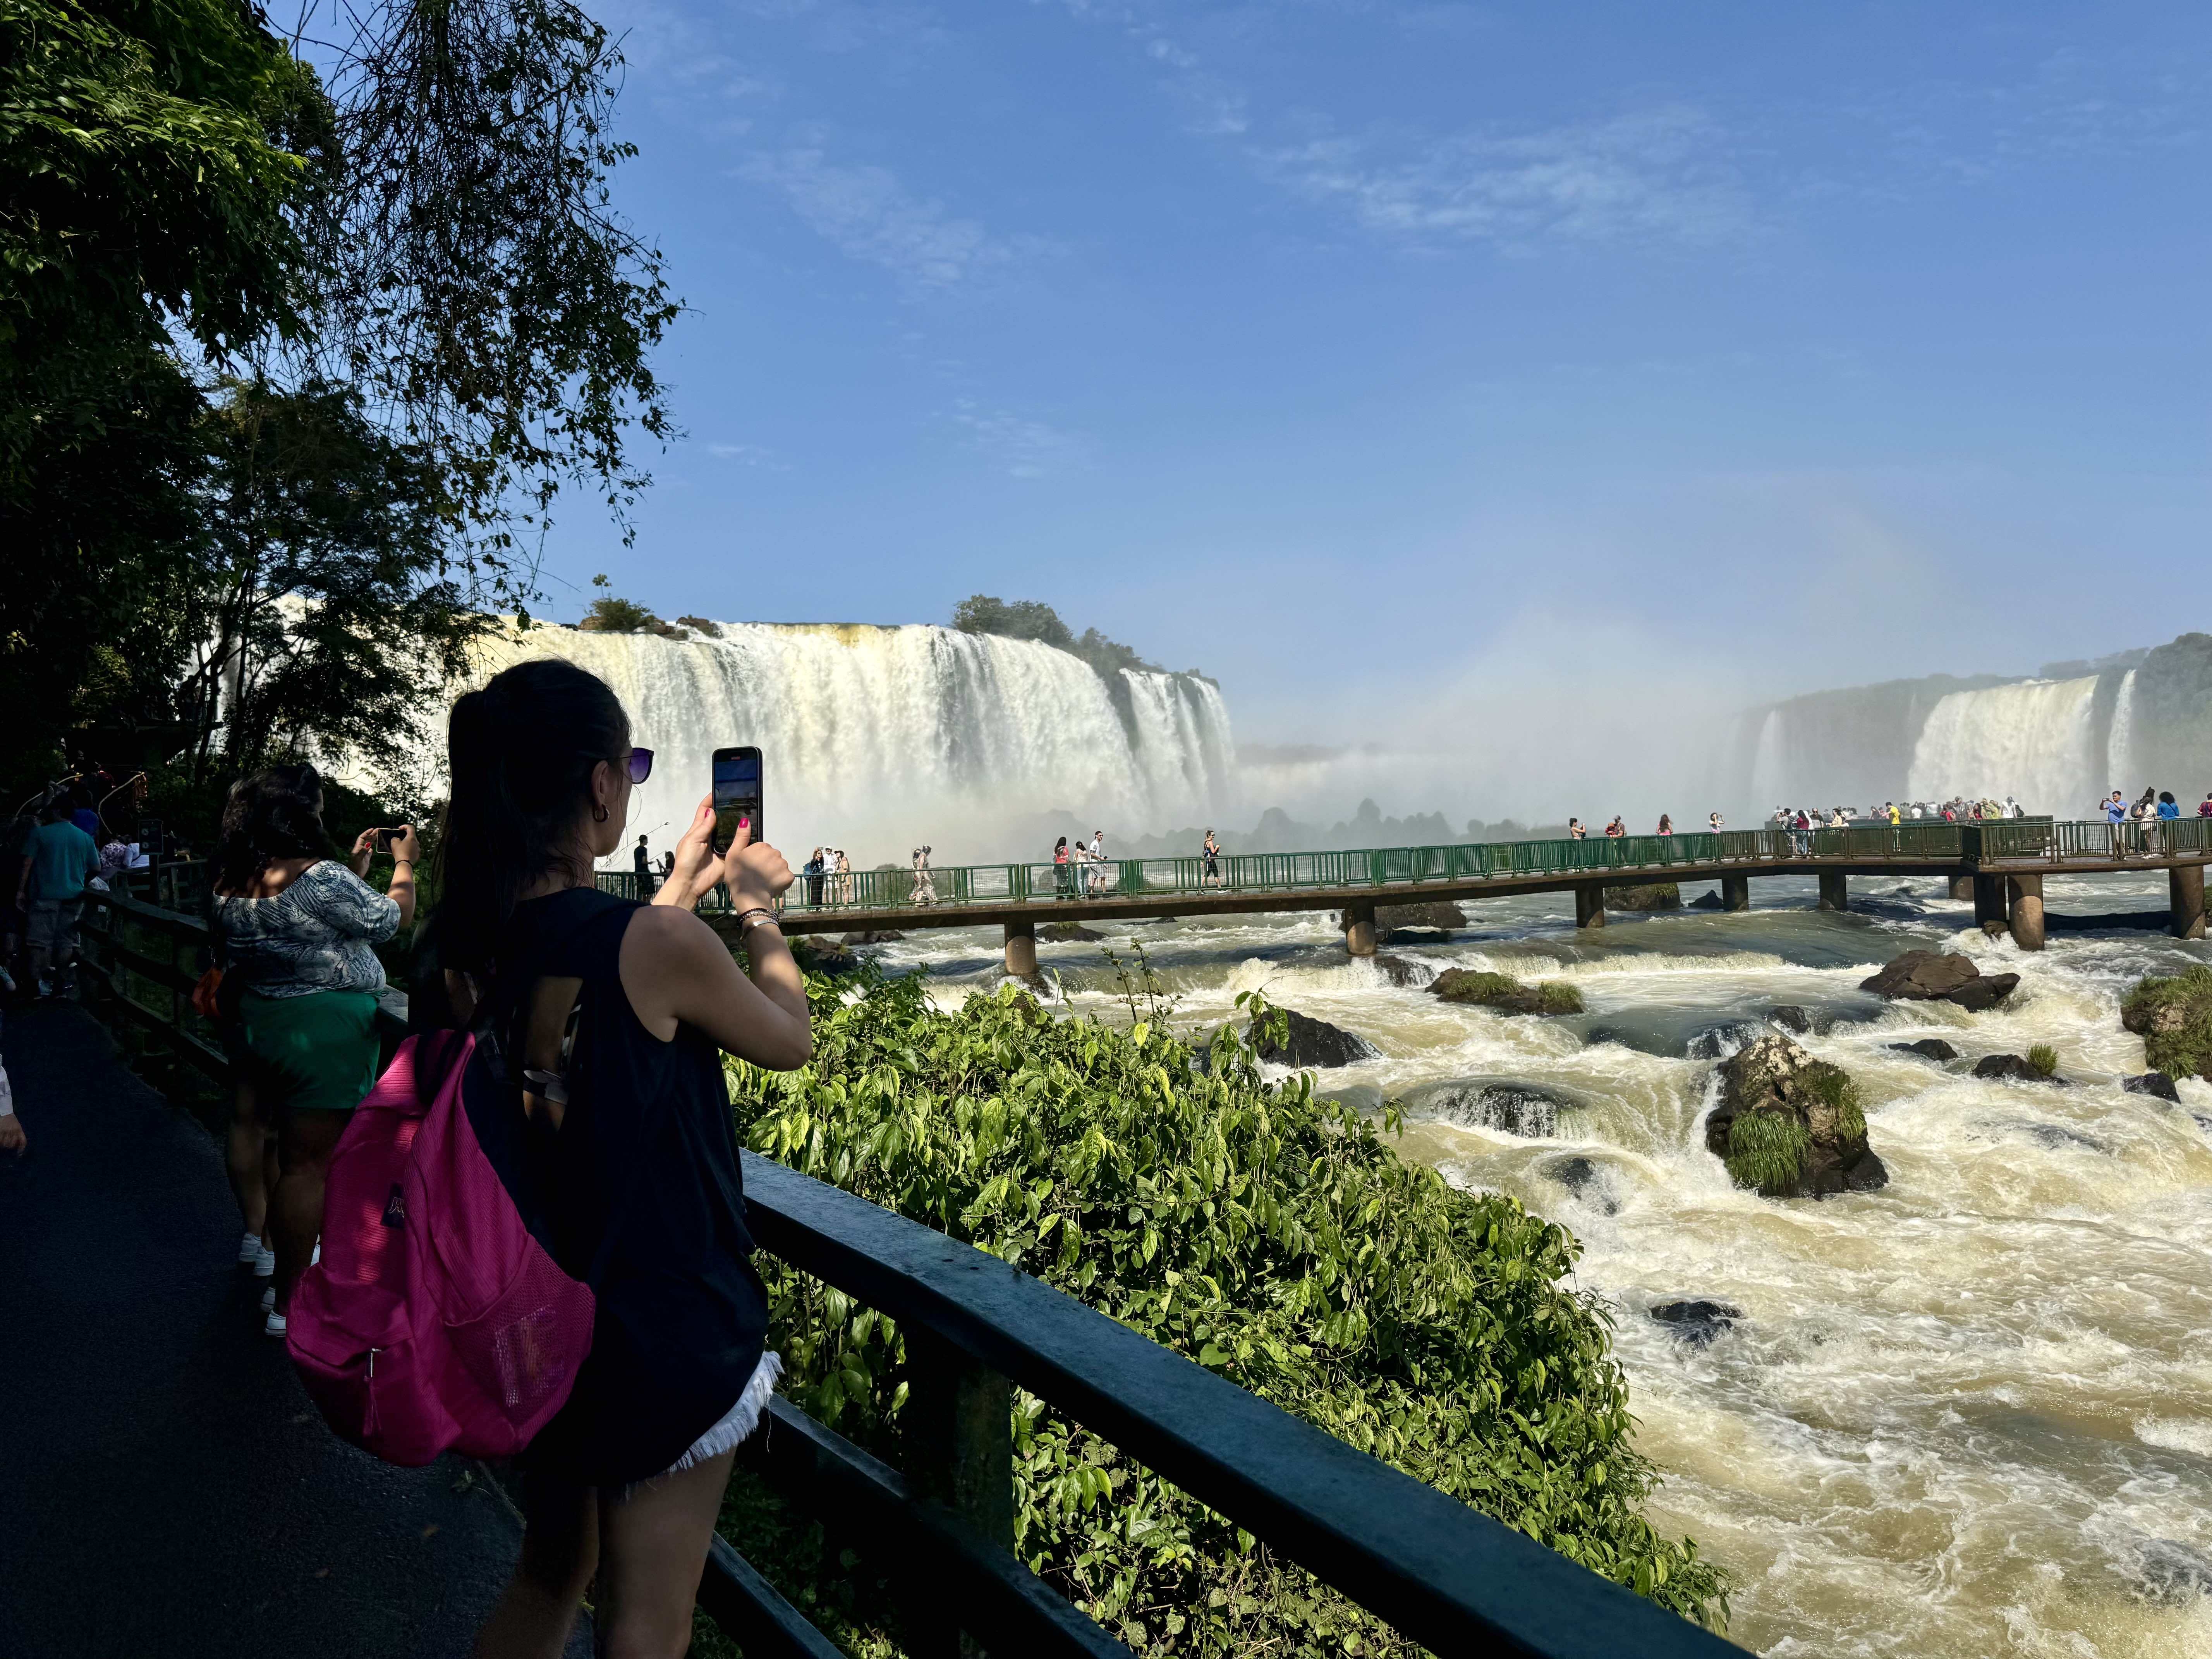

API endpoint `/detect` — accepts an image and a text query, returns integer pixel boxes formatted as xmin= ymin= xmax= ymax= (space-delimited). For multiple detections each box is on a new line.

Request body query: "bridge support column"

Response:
xmin=1575 ymin=885 xmax=1606 ymax=929
xmin=1950 ymin=874 xmax=1974 ymax=902
xmin=1004 ymin=920 xmax=1036 ymax=977
xmin=2172 ymin=864 xmax=2207 ymax=940
xmin=2008 ymin=875 xmax=2045 ymax=951
xmin=1818 ymin=871 xmax=1848 ymax=912
xmin=1343 ymin=901 xmax=1377 ymax=957
xmin=1973 ymin=875 xmax=2009 ymax=930
xmin=1721 ymin=875 xmax=1750 ymax=912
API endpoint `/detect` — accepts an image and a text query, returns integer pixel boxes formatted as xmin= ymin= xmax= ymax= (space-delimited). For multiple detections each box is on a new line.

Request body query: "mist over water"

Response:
xmin=860 ymin=877 xmax=2212 ymax=1658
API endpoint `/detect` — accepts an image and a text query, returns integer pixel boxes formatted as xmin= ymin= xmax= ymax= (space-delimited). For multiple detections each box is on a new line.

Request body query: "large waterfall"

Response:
xmin=453 ymin=622 xmax=1235 ymax=866
xmin=1905 ymin=676 xmax=2102 ymax=811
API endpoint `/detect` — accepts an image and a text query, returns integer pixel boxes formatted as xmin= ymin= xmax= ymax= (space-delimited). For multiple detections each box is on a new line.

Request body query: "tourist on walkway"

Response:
xmin=1568 ymin=819 xmax=1586 ymax=840
xmin=1202 ymin=829 xmax=1221 ymax=887
xmin=632 ymin=833 xmax=652 ymax=893
xmin=428 ymin=659 xmax=808 ymax=1659
xmin=804 ymin=848 xmax=826 ymax=906
xmin=912 ymin=846 xmax=938 ymax=905
xmin=834 ymin=848 xmax=853 ymax=903
xmin=209 ymin=766 xmax=415 ymax=1337
xmin=2199 ymin=792 xmax=2212 ymax=818
xmin=1708 ymin=812 xmax=1723 ymax=832
xmin=1657 ymin=815 xmax=1673 ymax=836
xmin=18 ymin=799 xmax=100 ymax=1000
xmin=1604 ymin=817 xmax=1625 ymax=839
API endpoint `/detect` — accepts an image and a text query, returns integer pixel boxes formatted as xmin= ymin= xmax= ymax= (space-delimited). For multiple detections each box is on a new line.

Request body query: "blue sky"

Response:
xmin=548 ymin=1 xmax=2210 ymax=746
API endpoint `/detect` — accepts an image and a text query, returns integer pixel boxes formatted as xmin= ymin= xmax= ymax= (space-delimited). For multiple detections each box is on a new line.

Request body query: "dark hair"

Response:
xmin=2160 ymin=791 xmax=2175 ymax=805
xmin=212 ymin=765 xmax=336 ymax=894
xmin=436 ymin=659 xmax=631 ymax=973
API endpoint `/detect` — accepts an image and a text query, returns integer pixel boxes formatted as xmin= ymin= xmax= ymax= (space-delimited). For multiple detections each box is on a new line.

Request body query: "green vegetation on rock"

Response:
xmin=2121 ymin=965 xmax=2212 ymax=1081
xmin=1602 ymin=883 xmax=1682 ymax=912
xmin=1800 ymin=1063 xmax=1867 ymax=1143
xmin=718 ymin=970 xmax=1728 ymax=1656
xmin=1431 ymin=968 xmax=1583 ymax=1015
xmin=2026 ymin=1044 xmax=2059 ymax=1080
xmin=1726 ymin=1108 xmax=1814 ymax=1194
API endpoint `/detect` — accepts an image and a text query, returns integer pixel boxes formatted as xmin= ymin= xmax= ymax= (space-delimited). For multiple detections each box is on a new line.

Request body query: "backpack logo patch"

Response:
xmin=383 ymin=1183 xmax=407 ymax=1227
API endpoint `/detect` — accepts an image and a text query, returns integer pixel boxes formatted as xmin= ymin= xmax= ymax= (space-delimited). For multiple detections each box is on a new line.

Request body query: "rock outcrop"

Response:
xmin=790 ymin=938 xmax=861 ymax=975
xmin=1404 ymin=1079 xmax=1572 ymax=1138
xmin=1250 ymin=1008 xmax=1377 ymax=1070
xmin=1704 ymin=1032 xmax=1887 ymax=1198
xmin=2121 ymin=964 xmax=2212 ymax=1081
xmin=1972 ymin=1053 xmax=2063 ymax=1085
xmin=1859 ymin=950 xmax=2020 ymax=1012
xmin=1650 ymin=1300 xmax=1741 ymax=1346
xmin=1686 ymin=1021 xmax=1764 ymax=1061
xmin=1376 ymin=901 xmax=1467 ymax=933
xmin=1604 ymin=883 xmax=1681 ymax=911
xmin=1766 ymin=1005 xmax=1813 ymax=1033
xmin=1542 ymin=1155 xmax=1619 ymax=1214
xmin=1889 ymin=1038 xmax=1960 ymax=1062
xmin=1689 ymin=889 xmax=1727 ymax=910
xmin=1038 ymin=922 xmax=1104 ymax=942
xmin=1372 ymin=954 xmax=1435 ymax=988
xmin=840 ymin=929 xmax=905 ymax=945
xmin=2124 ymin=1071 xmax=2183 ymax=1103
xmin=1430 ymin=969 xmax=1583 ymax=1015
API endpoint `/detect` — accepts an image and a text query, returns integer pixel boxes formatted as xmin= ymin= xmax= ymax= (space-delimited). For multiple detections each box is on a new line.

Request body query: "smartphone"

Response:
xmin=372 ymin=828 xmax=398 ymax=852
xmin=712 ymin=747 xmax=763 ymax=856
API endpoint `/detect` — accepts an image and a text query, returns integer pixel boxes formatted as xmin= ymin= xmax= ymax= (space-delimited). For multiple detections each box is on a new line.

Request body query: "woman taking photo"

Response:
xmin=210 ymin=767 xmax=415 ymax=1335
xmin=438 ymin=660 xmax=810 ymax=1659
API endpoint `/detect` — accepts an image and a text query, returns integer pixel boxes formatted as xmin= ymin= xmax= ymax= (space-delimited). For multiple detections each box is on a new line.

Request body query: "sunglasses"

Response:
xmin=624 ymin=748 xmax=654 ymax=785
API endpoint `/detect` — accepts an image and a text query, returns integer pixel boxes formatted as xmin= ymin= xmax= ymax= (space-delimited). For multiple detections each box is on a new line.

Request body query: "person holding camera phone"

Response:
xmin=439 ymin=660 xmax=809 ymax=1659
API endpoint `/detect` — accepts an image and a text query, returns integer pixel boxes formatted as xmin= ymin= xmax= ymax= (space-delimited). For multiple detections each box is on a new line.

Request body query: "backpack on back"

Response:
xmin=286 ymin=1017 xmax=597 ymax=1467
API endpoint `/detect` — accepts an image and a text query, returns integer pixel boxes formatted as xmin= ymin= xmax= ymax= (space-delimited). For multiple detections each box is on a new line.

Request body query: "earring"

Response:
xmin=592 ymin=803 xmax=609 ymax=823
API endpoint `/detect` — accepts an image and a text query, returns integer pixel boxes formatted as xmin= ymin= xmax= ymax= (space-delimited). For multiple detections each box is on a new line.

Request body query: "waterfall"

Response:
xmin=447 ymin=622 xmax=1235 ymax=866
xmin=1747 ymin=709 xmax=1786 ymax=810
xmin=2105 ymin=668 xmax=2138 ymax=787
xmin=1904 ymin=676 xmax=2100 ymax=813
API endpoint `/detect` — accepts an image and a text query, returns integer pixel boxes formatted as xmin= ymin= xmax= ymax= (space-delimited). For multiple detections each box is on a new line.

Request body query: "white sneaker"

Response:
xmin=253 ymin=1241 xmax=275 ymax=1278
xmin=261 ymin=1286 xmax=276 ymax=1313
xmin=238 ymin=1231 xmax=263 ymax=1266
xmin=264 ymin=1310 xmax=287 ymax=1338
xmin=311 ymin=1240 xmax=321 ymax=1267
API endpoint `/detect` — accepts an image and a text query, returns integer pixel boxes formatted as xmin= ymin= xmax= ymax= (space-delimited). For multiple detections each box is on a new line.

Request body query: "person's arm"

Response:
xmin=652 ymin=797 xmax=721 ymax=911
xmin=622 ymin=820 xmax=809 ymax=1069
xmin=294 ymin=849 xmax=408 ymax=941
xmin=348 ymin=829 xmax=377 ymax=879
xmin=385 ymin=824 xmax=419 ymax=929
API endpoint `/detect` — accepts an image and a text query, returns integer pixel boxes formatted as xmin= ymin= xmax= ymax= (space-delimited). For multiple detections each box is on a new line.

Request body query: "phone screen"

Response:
xmin=712 ymin=748 xmax=762 ymax=855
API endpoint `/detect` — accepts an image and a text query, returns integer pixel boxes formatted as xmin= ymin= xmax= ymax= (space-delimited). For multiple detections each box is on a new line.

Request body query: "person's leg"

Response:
xmin=225 ymin=1076 xmax=271 ymax=1243
xmin=271 ymin=1106 xmax=350 ymax=1309
xmin=593 ymin=1450 xmax=737 ymax=1659
xmin=473 ymin=1473 xmax=598 ymax=1659
xmin=23 ymin=901 xmax=54 ymax=993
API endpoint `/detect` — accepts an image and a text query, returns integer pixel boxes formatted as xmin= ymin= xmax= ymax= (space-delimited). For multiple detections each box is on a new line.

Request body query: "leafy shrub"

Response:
xmin=2026 ymin=1043 xmax=2059 ymax=1079
xmin=2120 ymin=965 xmax=2212 ymax=1080
xmin=1537 ymin=980 xmax=1585 ymax=1015
xmin=725 ymin=970 xmax=1729 ymax=1655
xmin=1726 ymin=1107 xmax=1812 ymax=1194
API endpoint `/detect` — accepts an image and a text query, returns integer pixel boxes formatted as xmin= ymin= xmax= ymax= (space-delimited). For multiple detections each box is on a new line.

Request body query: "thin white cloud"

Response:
xmin=707 ymin=442 xmax=788 ymax=470
xmin=1259 ymin=107 xmax=1748 ymax=248
xmin=738 ymin=142 xmax=1036 ymax=287
xmin=947 ymin=400 xmax=1085 ymax=478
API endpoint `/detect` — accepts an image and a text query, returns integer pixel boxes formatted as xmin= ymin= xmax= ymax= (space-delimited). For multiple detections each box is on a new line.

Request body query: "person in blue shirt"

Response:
xmin=2157 ymin=792 xmax=2180 ymax=820
xmin=17 ymin=801 xmax=101 ymax=998
xmin=2104 ymin=792 xmax=2126 ymax=824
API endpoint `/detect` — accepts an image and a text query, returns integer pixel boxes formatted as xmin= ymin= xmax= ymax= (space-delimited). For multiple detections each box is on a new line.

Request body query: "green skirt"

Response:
xmin=235 ymin=987 xmax=382 ymax=1115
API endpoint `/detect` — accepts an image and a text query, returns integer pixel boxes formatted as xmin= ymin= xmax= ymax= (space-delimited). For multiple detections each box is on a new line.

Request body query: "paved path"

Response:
xmin=0 ymin=1003 xmax=584 ymax=1659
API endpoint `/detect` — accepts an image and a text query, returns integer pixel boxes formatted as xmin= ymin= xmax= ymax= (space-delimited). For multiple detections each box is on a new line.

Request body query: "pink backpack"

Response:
xmin=286 ymin=1026 xmax=596 ymax=1466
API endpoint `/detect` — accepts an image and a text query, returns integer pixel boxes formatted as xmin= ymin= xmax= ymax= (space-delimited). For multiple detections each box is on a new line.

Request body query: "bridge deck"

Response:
xmin=0 ymin=1004 xmax=586 ymax=1658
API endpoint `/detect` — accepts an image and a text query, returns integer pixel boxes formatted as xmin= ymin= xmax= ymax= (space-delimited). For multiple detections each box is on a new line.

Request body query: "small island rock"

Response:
xmin=1889 ymin=1038 xmax=1960 ymax=1062
xmin=1604 ymin=883 xmax=1682 ymax=911
xmin=1860 ymin=950 xmax=2020 ymax=1012
xmin=1430 ymin=969 xmax=1583 ymax=1016
xmin=1251 ymin=1008 xmax=1377 ymax=1069
xmin=1704 ymin=1032 xmax=1887 ymax=1198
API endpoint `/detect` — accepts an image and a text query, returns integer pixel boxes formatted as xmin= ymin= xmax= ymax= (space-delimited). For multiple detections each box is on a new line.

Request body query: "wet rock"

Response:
xmin=839 ymin=929 xmax=906 ymax=945
xmin=2123 ymin=1070 xmax=2182 ymax=1103
xmin=1405 ymin=1079 xmax=1571 ymax=1139
xmin=1860 ymin=950 xmax=2020 ymax=1012
xmin=1889 ymin=1038 xmax=1960 ymax=1062
xmin=1542 ymin=1155 xmax=1620 ymax=1214
xmin=791 ymin=938 xmax=862 ymax=975
xmin=2120 ymin=965 xmax=2212 ymax=1081
xmin=1037 ymin=922 xmax=1104 ymax=942
xmin=1767 ymin=1005 xmax=1813 ymax=1033
xmin=1336 ymin=902 xmax=1466 ymax=933
xmin=2009 ymin=1120 xmax=2104 ymax=1153
xmin=1372 ymin=953 xmax=1436 ymax=988
xmin=1604 ymin=882 xmax=1681 ymax=911
xmin=1686 ymin=1020 xmax=1764 ymax=1061
xmin=1979 ymin=919 xmax=2011 ymax=940
xmin=1650 ymin=1300 xmax=1741 ymax=1346
xmin=1973 ymin=1053 xmax=2065 ymax=1085
xmin=1704 ymin=1032 xmax=1886 ymax=1198
xmin=2132 ymin=1539 xmax=2212 ymax=1606
xmin=1250 ymin=1008 xmax=1377 ymax=1069
xmin=1430 ymin=969 xmax=1582 ymax=1016
xmin=1689 ymin=889 xmax=1726 ymax=910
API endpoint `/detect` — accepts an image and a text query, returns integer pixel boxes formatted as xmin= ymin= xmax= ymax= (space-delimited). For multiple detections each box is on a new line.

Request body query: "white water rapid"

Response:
xmin=450 ymin=621 xmax=1234 ymax=865
xmin=1906 ymin=676 xmax=2102 ymax=813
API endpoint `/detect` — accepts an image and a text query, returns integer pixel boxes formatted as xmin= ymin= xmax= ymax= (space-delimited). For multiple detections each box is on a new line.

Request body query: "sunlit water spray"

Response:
xmin=862 ymin=876 xmax=2212 ymax=1657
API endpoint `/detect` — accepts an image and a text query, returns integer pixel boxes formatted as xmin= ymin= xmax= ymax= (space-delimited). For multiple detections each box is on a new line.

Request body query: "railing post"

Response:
xmin=903 ymin=1327 xmax=1013 ymax=1659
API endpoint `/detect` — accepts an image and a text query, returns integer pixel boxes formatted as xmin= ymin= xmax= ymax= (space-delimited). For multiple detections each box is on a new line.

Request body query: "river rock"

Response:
xmin=1038 ymin=922 xmax=1104 ymax=942
xmin=1430 ymin=969 xmax=1582 ymax=1015
xmin=1686 ymin=1020 xmax=1765 ymax=1061
xmin=1767 ymin=1005 xmax=1813 ymax=1033
xmin=791 ymin=938 xmax=861 ymax=975
xmin=1542 ymin=1155 xmax=1620 ymax=1214
xmin=1604 ymin=883 xmax=1681 ymax=911
xmin=2120 ymin=965 xmax=2212 ymax=1080
xmin=1704 ymin=1032 xmax=1887 ymax=1198
xmin=1890 ymin=1038 xmax=1960 ymax=1062
xmin=1690 ymin=889 xmax=1726 ymax=910
xmin=1860 ymin=950 xmax=2020 ymax=1012
xmin=1378 ymin=901 xmax=1467 ymax=932
xmin=2123 ymin=1071 xmax=2182 ymax=1102
xmin=1250 ymin=1008 xmax=1377 ymax=1069
xmin=1650 ymin=1300 xmax=1741 ymax=1346
xmin=1372 ymin=953 xmax=1435 ymax=988
xmin=839 ymin=929 xmax=905 ymax=945
xmin=1404 ymin=1079 xmax=1571 ymax=1138
xmin=1973 ymin=1053 xmax=2064 ymax=1085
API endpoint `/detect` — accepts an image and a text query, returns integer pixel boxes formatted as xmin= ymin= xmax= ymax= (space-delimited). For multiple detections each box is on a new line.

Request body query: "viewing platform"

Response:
xmin=605 ymin=818 xmax=2212 ymax=970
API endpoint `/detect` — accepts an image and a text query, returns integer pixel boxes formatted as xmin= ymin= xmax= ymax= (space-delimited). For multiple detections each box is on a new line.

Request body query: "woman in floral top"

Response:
xmin=211 ymin=765 xmax=416 ymax=1336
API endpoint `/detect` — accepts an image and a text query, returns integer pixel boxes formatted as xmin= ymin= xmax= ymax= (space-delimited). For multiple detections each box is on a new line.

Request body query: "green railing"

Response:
xmin=582 ymin=816 xmax=2212 ymax=919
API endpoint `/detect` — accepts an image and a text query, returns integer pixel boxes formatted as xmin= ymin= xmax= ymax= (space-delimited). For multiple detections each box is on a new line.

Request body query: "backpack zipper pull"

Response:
xmin=367 ymin=1347 xmax=380 ymax=1379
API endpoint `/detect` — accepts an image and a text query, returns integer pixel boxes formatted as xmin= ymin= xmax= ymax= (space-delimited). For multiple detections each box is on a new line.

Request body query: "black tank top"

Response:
xmin=498 ymin=886 xmax=769 ymax=1487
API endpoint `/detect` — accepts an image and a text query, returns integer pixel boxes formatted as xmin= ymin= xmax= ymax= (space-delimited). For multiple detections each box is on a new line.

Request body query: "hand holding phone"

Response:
xmin=712 ymin=747 xmax=763 ymax=855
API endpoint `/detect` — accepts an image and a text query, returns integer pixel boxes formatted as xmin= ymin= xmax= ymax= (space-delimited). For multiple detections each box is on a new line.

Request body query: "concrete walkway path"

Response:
xmin=0 ymin=1003 xmax=582 ymax=1659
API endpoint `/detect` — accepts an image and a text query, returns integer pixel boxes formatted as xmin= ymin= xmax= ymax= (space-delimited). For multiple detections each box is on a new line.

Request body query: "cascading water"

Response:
xmin=1905 ymin=676 xmax=2101 ymax=812
xmin=453 ymin=621 xmax=1235 ymax=864
xmin=2108 ymin=669 xmax=2140 ymax=787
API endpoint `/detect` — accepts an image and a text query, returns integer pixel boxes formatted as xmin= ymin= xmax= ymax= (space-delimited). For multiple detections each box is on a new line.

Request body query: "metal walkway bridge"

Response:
xmin=607 ymin=818 xmax=2212 ymax=972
